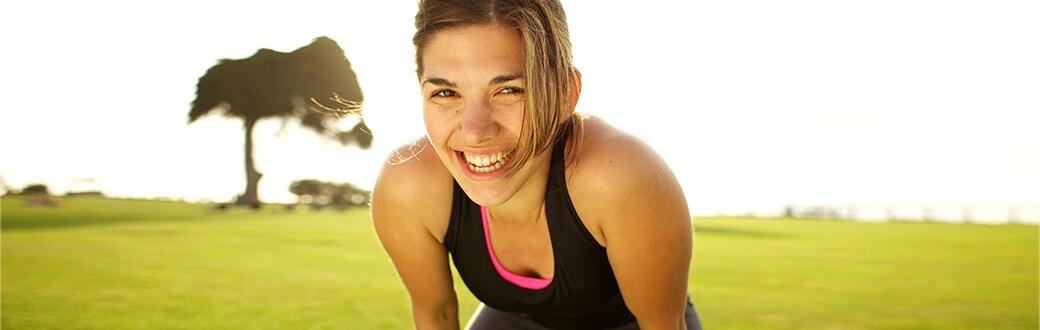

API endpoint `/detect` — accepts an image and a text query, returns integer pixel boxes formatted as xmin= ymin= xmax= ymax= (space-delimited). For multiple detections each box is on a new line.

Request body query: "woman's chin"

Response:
xmin=459 ymin=187 xmax=511 ymax=207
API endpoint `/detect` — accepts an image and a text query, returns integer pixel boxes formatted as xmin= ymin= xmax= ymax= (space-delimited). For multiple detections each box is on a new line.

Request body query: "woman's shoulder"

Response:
xmin=371 ymin=136 xmax=455 ymax=241
xmin=377 ymin=136 xmax=451 ymax=181
xmin=567 ymin=116 xmax=688 ymax=238
xmin=568 ymin=116 xmax=676 ymax=192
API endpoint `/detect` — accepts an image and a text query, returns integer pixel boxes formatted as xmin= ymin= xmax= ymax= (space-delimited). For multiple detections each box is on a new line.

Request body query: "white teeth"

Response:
xmin=463 ymin=149 xmax=513 ymax=173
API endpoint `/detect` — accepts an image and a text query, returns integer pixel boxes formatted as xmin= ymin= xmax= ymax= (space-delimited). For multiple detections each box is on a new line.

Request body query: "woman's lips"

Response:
xmin=462 ymin=149 xmax=514 ymax=173
xmin=456 ymin=148 xmax=516 ymax=177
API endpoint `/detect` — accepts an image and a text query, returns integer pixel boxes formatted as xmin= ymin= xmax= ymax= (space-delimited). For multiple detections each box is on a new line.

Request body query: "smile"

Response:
xmin=462 ymin=149 xmax=514 ymax=173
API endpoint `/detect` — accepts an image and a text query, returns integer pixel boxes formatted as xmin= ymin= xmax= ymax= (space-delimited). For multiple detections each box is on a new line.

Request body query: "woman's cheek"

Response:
xmin=423 ymin=105 xmax=459 ymax=144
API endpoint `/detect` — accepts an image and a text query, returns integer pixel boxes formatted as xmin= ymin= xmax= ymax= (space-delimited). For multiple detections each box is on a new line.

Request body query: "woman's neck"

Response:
xmin=485 ymin=153 xmax=553 ymax=225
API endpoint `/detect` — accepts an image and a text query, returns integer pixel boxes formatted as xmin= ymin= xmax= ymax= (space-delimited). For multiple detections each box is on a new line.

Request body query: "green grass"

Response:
xmin=690 ymin=217 xmax=1038 ymax=329
xmin=2 ymin=196 xmax=1037 ymax=329
xmin=1 ymin=196 xmax=480 ymax=329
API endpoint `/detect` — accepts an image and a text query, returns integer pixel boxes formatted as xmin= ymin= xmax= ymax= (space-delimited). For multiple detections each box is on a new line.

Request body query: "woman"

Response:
xmin=372 ymin=0 xmax=702 ymax=329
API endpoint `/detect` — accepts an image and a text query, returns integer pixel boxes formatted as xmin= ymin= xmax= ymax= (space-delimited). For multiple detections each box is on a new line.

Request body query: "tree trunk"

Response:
xmin=238 ymin=118 xmax=263 ymax=208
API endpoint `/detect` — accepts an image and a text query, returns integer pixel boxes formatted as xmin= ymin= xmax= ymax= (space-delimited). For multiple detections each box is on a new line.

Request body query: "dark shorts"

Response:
xmin=464 ymin=298 xmax=703 ymax=330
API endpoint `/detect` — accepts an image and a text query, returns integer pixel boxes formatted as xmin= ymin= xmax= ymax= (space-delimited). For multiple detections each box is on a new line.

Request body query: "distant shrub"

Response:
xmin=22 ymin=184 xmax=49 ymax=196
xmin=289 ymin=179 xmax=370 ymax=209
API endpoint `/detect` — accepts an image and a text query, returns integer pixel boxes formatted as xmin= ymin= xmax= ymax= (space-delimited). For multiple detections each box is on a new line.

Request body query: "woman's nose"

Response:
xmin=459 ymin=99 xmax=498 ymax=145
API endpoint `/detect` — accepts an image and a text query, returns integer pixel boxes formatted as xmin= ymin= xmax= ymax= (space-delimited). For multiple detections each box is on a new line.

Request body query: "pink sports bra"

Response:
xmin=481 ymin=206 xmax=553 ymax=289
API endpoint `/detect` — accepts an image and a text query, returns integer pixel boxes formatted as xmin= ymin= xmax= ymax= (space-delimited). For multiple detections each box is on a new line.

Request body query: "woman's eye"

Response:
xmin=499 ymin=87 xmax=524 ymax=95
xmin=431 ymin=89 xmax=458 ymax=98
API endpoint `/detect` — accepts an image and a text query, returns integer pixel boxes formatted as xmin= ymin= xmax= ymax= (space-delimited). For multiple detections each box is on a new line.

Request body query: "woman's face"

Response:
xmin=420 ymin=24 xmax=550 ymax=206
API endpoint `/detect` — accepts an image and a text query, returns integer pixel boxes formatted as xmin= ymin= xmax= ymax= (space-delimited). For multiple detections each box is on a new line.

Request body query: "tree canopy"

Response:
xmin=189 ymin=37 xmax=371 ymax=207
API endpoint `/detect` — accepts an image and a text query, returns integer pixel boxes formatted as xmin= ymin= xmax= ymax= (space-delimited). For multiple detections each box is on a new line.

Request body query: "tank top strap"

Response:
xmin=546 ymin=122 xmax=572 ymax=193
xmin=543 ymin=121 xmax=603 ymax=249
xmin=444 ymin=180 xmax=467 ymax=250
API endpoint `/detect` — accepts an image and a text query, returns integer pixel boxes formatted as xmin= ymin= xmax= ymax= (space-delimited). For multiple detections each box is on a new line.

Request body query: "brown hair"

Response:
xmin=413 ymin=0 xmax=583 ymax=175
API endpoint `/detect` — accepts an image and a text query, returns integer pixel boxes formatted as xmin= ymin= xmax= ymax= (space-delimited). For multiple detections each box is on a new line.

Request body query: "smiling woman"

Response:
xmin=420 ymin=25 xmax=538 ymax=205
xmin=370 ymin=0 xmax=702 ymax=329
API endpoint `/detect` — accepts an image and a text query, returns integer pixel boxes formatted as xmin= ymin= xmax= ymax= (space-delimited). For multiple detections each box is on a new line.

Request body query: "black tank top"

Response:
xmin=444 ymin=131 xmax=637 ymax=328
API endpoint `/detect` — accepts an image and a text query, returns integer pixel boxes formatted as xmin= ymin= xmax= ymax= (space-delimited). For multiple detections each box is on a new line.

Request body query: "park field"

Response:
xmin=2 ymin=196 xmax=1037 ymax=329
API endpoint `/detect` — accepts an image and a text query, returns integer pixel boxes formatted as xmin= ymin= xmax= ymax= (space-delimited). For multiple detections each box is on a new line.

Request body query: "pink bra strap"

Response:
xmin=481 ymin=206 xmax=553 ymax=290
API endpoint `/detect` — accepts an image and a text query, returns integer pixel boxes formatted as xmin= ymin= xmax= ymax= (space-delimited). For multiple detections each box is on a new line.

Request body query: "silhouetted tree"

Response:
xmin=189 ymin=37 xmax=371 ymax=208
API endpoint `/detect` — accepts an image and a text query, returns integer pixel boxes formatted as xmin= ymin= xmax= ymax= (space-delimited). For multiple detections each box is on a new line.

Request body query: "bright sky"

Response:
xmin=2 ymin=1 xmax=1038 ymax=215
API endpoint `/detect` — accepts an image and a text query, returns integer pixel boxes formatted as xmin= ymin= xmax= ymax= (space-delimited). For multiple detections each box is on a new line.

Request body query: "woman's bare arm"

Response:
xmin=571 ymin=119 xmax=693 ymax=329
xmin=372 ymin=138 xmax=460 ymax=329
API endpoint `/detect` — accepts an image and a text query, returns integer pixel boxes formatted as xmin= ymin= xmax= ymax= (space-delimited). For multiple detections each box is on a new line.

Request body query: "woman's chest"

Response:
xmin=487 ymin=219 xmax=555 ymax=279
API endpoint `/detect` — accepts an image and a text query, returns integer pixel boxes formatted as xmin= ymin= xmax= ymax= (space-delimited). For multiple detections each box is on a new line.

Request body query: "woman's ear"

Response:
xmin=560 ymin=70 xmax=583 ymax=124
xmin=570 ymin=70 xmax=582 ymax=108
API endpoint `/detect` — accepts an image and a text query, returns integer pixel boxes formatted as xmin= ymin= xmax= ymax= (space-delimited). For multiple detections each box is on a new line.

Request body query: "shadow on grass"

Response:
xmin=693 ymin=217 xmax=791 ymax=238
xmin=1 ymin=196 xmax=218 ymax=231
xmin=2 ymin=213 xmax=200 ymax=230
xmin=694 ymin=226 xmax=783 ymax=238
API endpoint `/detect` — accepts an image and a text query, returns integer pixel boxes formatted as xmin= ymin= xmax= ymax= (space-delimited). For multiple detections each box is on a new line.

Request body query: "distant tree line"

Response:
xmin=289 ymin=179 xmax=370 ymax=209
xmin=4 ymin=183 xmax=50 ymax=196
xmin=4 ymin=183 xmax=64 ymax=207
xmin=2 ymin=181 xmax=103 ymax=198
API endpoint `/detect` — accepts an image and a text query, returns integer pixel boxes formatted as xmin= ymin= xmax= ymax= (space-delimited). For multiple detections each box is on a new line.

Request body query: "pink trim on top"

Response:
xmin=481 ymin=206 xmax=553 ymax=289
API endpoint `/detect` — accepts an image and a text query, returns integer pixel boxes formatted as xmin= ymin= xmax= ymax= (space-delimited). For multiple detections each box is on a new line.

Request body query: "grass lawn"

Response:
xmin=690 ymin=217 xmax=1038 ymax=329
xmin=2 ymin=196 xmax=1037 ymax=329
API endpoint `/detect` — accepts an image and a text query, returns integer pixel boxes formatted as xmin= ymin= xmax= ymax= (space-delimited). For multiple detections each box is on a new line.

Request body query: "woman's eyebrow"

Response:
xmin=490 ymin=74 xmax=523 ymax=85
xmin=422 ymin=77 xmax=456 ymax=88
xmin=421 ymin=75 xmax=522 ymax=87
